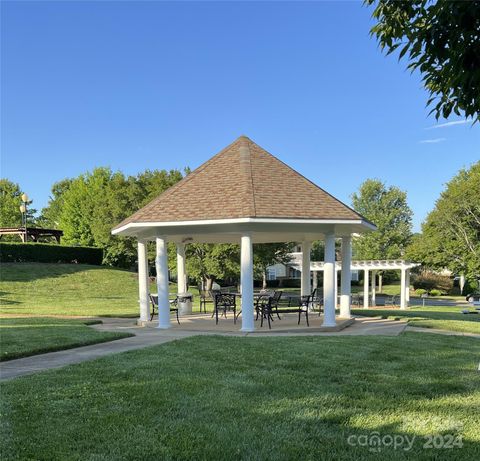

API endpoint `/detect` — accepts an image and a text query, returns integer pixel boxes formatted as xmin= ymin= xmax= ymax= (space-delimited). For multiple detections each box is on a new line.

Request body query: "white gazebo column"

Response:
xmin=312 ymin=270 xmax=318 ymax=292
xmin=322 ymin=233 xmax=336 ymax=327
xmin=340 ymin=236 xmax=352 ymax=318
xmin=334 ymin=266 xmax=338 ymax=307
xmin=371 ymin=271 xmax=376 ymax=306
xmin=176 ymin=243 xmax=187 ymax=294
xmin=400 ymin=267 xmax=407 ymax=310
xmin=363 ymin=269 xmax=369 ymax=309
xmin=405 ymin=269 xmax=410 ymax=303
xmin=459 ymin=274 xmax=466 ymax=295
xmin=301 ymin=241 xmax=311 ymax=297
xmin=137 ymin=239 xmax=150 ymax=324
xmin=240 ymin=233 xmax=254 ymax=332
xmin=156 ymin=236 xmax=171 ymax=329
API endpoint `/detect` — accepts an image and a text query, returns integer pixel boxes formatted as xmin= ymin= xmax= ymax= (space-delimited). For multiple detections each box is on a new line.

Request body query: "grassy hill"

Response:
xmin=0 ymin=263 xmax=159 ymax=317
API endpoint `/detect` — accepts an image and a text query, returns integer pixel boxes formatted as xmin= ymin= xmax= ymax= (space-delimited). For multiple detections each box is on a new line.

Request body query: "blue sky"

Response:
xmin=2 ymin=0 xmax=478 ymax=231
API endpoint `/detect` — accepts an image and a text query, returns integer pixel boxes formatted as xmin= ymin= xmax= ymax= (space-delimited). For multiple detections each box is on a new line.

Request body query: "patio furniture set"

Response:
xmin=149 ymin=289 xmax=323 ymax=329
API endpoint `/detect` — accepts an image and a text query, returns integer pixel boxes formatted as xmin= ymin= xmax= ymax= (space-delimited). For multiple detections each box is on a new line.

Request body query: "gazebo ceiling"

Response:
xmin=112 ymin=136 xmax=376 ymax=241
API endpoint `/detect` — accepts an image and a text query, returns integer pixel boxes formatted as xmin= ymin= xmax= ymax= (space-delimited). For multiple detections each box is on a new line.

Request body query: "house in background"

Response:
xmin=266 ymin=245 xmax=360 ymax=284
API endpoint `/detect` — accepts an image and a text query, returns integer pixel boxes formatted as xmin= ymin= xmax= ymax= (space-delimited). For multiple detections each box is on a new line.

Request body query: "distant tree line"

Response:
xmin=1 ymin=161 xmax=478 ymax=290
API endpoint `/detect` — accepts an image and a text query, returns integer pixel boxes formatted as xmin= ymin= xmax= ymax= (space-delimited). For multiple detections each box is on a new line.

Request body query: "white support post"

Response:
xmin=240 ymin=233 xmax=254 ymax=332
xmin=301 ymin=241 xmax=311 ymax=297
xmin=322 ymin=233 xmax=336 ymax=327
xmin=363 ymin=269 xmax=369 ymax=309
xmin=137 ymin=239 xmax=150 ymax=323
xmin=459 ymin=275 xmax=466 ymax=295
xmin=312 ymin=270 xmax=318 ymax=291
xmin=405 ymin=269 xmax=410 ymax=303
xmin=400 ymin=268 xmax=407 ymax=310
xmin=334 ymin=267 xmax=339 ymax=307
xmin=371 ymin=271 xmax=376 ymax=306
xmin=458 ymin=274 xmax=465 ymax=295
xmin=176 ymin=243 xmax=187 ymax=294
xmin=340 ymin=236 xmax=352 ymax=319
xmin=156 ymin=236 xmax=171 ymax=329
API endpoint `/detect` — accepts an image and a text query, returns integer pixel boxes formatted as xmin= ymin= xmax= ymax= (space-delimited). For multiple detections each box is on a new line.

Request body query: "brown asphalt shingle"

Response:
xmin=113 ymin=136 xmax=363 ymax=230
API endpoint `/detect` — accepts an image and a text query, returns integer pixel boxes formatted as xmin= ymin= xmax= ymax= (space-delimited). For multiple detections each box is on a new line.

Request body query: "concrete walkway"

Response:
xmin=1 ymin=316 xmax=407 ymax=381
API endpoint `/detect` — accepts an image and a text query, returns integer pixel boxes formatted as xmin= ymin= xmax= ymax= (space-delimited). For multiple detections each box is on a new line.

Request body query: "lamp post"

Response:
xmin=19 ymin=193 xmax=29 ymax=242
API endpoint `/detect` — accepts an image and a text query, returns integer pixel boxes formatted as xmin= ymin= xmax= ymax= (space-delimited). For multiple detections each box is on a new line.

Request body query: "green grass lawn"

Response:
xmin=352 ymin=306 xmax=480 ymax=334
xmin=1 ymin=333 xmax=479 ymax=460
xmin=408 ymin=319 xmax=480 ymax=334
xmin=0 ymin=262 xmax=194 ymax=317
xmin=0 ymin=317 xmax=133 ymax=361
xmin=351 ymin=281 xmax=465 ymax=300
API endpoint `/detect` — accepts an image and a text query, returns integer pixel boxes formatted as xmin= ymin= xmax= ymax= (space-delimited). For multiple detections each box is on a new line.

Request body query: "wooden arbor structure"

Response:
xmin=0 ymin=227 xmax=63 ymax=243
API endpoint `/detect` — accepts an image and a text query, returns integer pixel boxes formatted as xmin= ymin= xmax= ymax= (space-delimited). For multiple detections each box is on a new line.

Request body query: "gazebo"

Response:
xmin=112 ymin=136 xmax=376 ymax=331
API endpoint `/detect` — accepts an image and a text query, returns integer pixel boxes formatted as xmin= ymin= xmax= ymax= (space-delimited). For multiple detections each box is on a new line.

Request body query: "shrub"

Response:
xmin=429 ymin=289 xmax=442 ymax=297
xmin=278 ymin=278 xmax=301 ymax=288
xmin=0 ymin=242 xmax=103 ymax=265
xmin=414 ymin=288 xmax=427 ymax=296
xmin=412 ymin=271 xmax=453 ymax=294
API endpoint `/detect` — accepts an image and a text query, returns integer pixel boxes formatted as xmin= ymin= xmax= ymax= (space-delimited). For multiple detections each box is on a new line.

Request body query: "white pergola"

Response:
xmin=310 ymin=260 xmax=420 ymax=310
xmin=112 ymin=136 xmax=377 ymax=331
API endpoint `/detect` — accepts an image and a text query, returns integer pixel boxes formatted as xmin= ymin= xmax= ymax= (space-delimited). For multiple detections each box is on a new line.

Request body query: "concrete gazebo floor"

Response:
xmin=145 ymin=313 xmax=354 ymax=334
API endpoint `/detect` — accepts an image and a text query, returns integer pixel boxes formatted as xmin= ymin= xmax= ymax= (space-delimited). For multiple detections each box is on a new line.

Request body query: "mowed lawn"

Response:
xmin=352 ymin=307 xmax=480 ymax=334
xmin=1 ymin=333 xmax=479 ymax=460
xmin=0 ymin=263 xmax=177 ymax=317
xmin=0 ymin=317 xmax=133 ymax=361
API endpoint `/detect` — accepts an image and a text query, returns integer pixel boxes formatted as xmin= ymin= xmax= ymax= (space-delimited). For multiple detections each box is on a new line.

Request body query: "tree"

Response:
xmin=253 ymin=243 xmax=294 ymax=289
xmin=366 ymin=0 xmax=480 ymax=122
xmin=38 ymin=179 xmax=73 ymax=228
xmin=352 ymin=179 xmax=413 ymax=259
xmin=406 ymin=161 xmax=480 ymax=288
xmin=40 ymin=167 xmax=184 ymax=267
xmin=0 ymin=179 xmax=36 ymax=230
xmin=184 ymin=244 xmax=240 ymax=290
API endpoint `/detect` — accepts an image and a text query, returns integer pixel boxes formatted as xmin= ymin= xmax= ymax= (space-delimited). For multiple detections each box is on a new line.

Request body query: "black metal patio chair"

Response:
xmin=266 ymin=290 xmax=283 ymax=320
xmin=213 ymin=292 xmax=237 ymax=324
xmin=199 ymin=286 xmax=218 ymax=313
xmin=256 ymin=295 xmax=275 ymax=329
xmin=149 ymin=294 xmax=180 ymax=324
xmin=262 ymin=292 xmax=311 ymax=328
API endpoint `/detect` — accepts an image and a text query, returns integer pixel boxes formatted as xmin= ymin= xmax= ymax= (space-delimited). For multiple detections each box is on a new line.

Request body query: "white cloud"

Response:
xmin=419 ymin=138 xmax=446 ymax=144
xmin=426 ymin=120 xmax=470 ymax=129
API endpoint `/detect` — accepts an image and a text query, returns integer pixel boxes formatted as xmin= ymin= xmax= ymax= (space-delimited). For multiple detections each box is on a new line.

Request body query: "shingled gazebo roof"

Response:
xmin=112 ymin=136 xmax=375 ymax=242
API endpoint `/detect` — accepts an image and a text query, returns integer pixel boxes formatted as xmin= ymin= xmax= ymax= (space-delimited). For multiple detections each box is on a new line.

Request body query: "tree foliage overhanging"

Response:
xmin=366 ymin=0 xmax=480 ymax=122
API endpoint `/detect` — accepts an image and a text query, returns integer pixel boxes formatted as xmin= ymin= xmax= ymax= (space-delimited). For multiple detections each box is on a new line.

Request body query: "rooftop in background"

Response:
xmin=114 ymin=136 xmax=373 ymax=234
